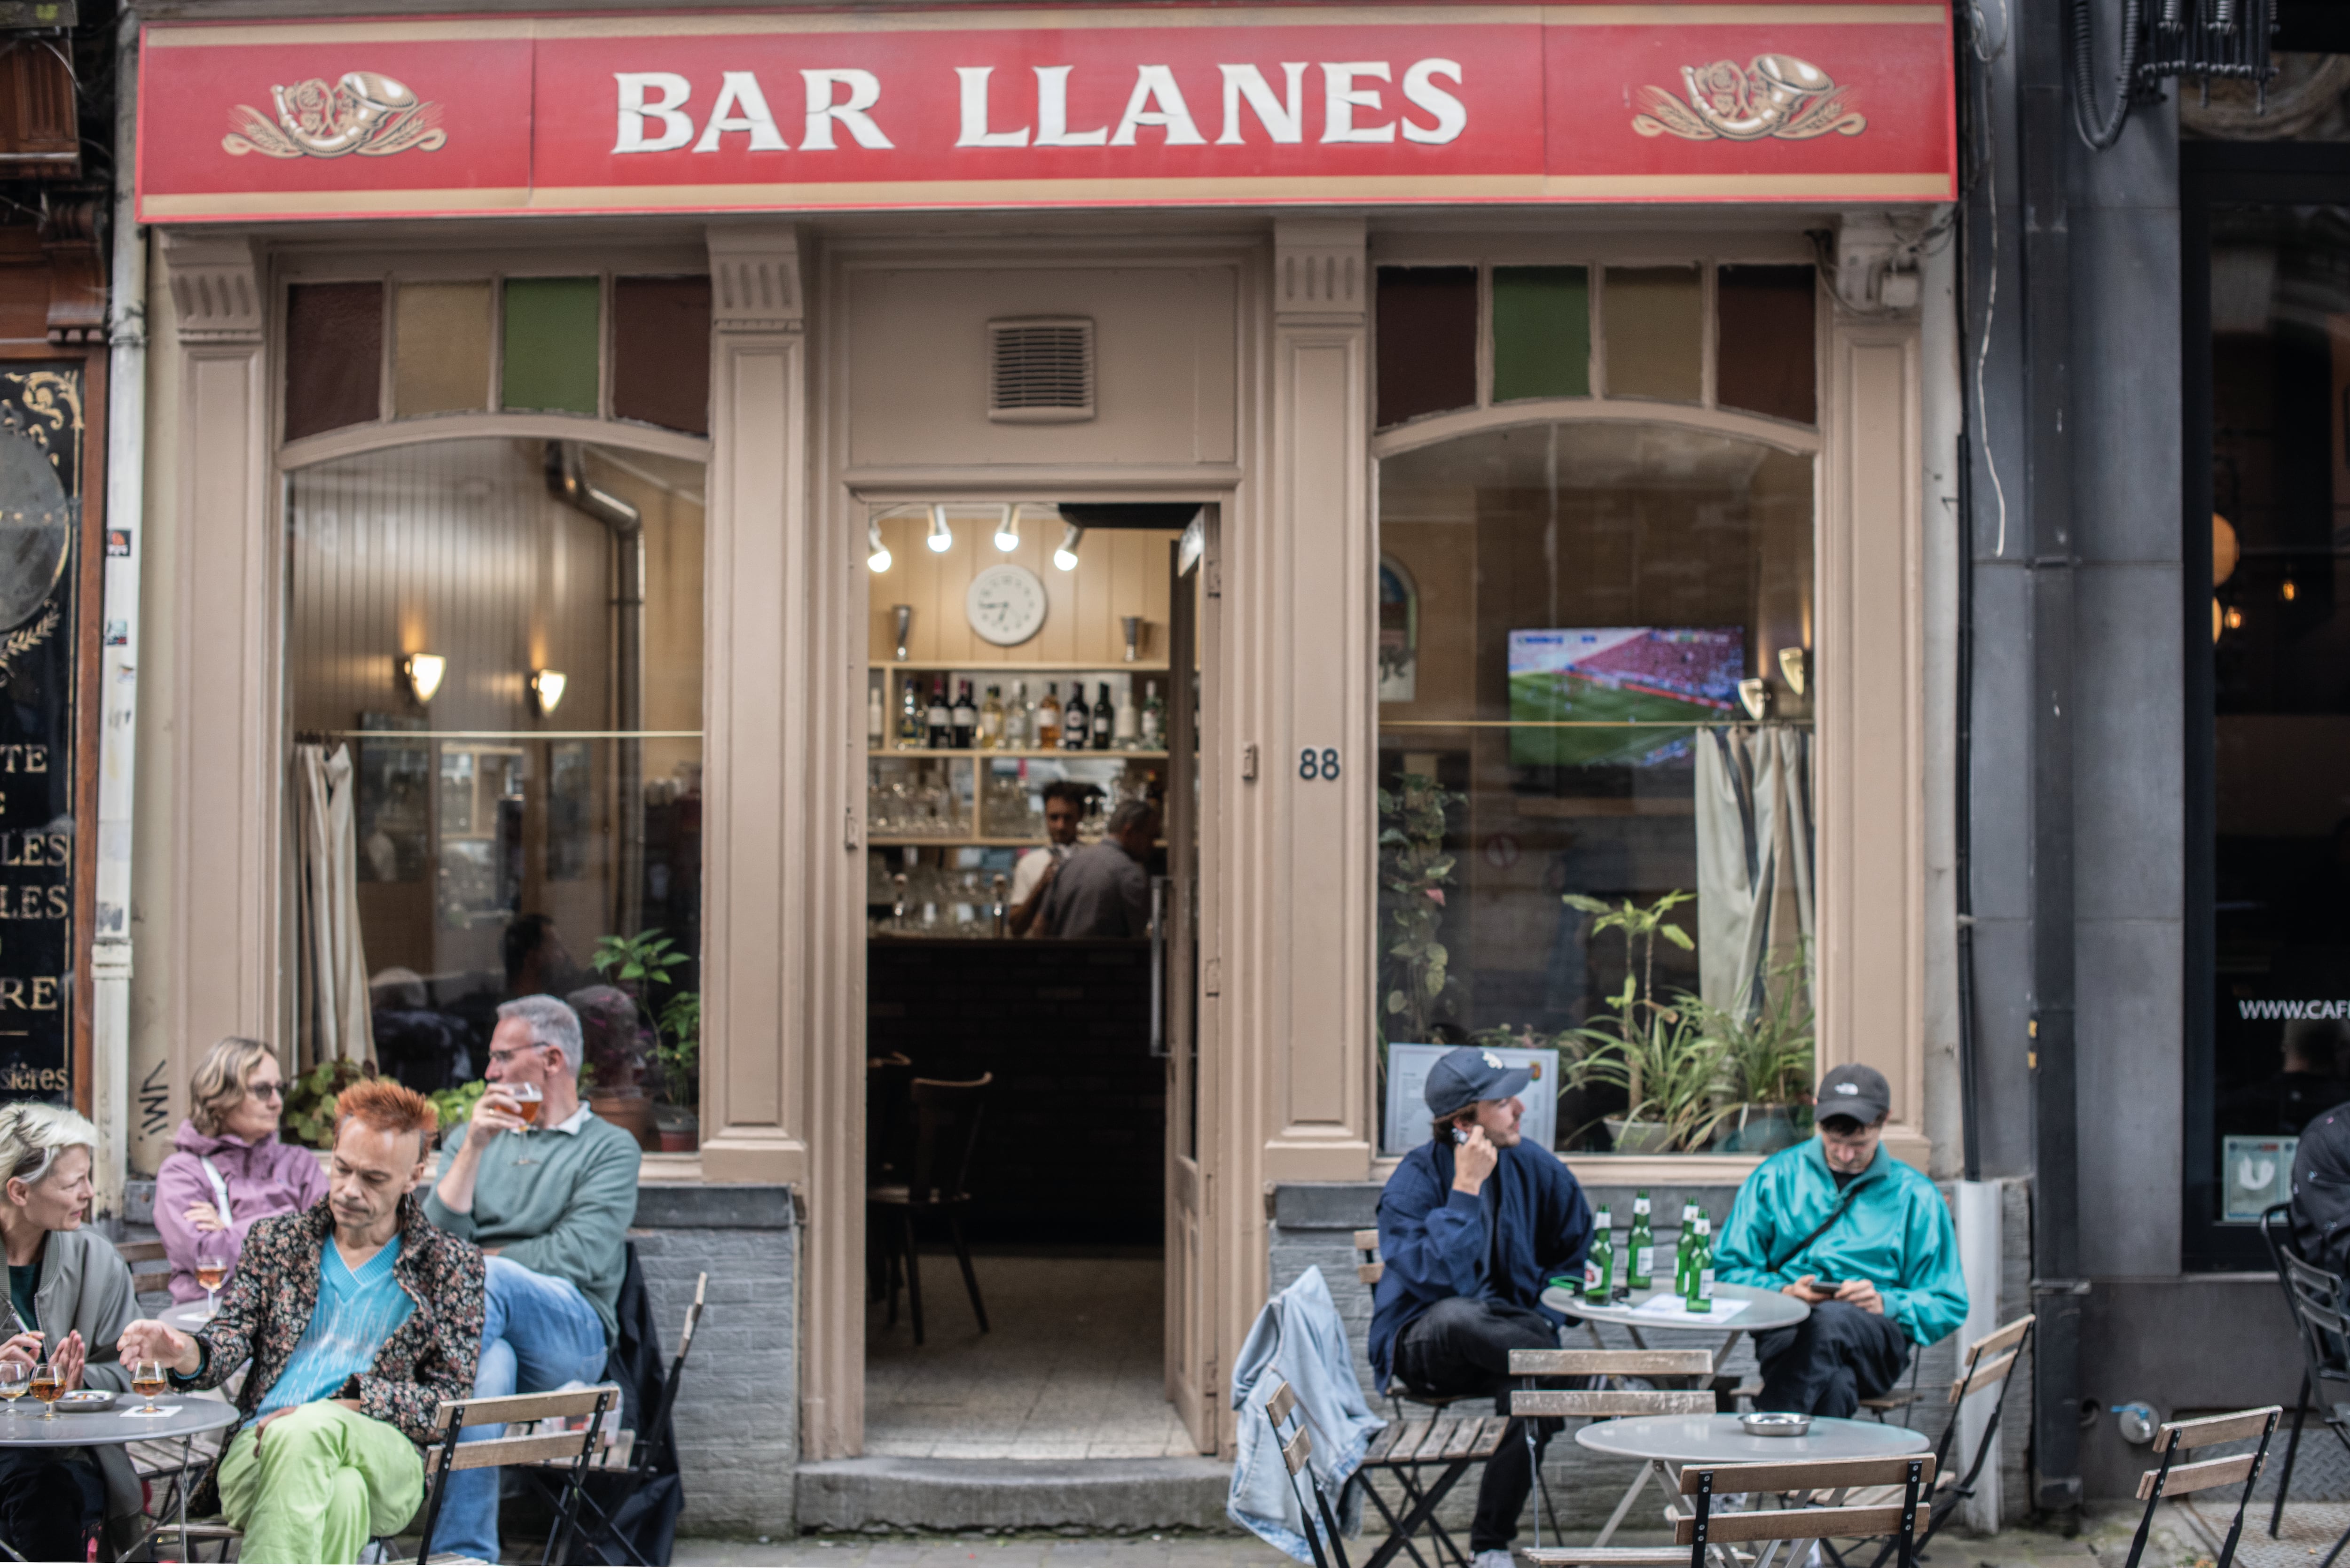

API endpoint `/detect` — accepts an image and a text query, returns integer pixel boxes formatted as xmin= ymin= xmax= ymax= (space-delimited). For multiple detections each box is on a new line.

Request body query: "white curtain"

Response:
xmin=1694 ymin=725 xmax=1815 ymax=1017
xmin=293 ymin=742 xmax=375 ymax=1068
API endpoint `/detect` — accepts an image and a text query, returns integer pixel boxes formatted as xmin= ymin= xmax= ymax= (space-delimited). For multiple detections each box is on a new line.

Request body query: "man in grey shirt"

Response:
xmin=1039 ymin=799 xmax=1159 ymax=938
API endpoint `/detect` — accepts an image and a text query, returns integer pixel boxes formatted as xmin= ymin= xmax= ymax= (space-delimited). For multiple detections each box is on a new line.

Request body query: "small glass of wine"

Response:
xmin=511 ymin=1081 xmax=544 ymax=1126
xmin=0 ymin=1358 xmax=31 ymax=1418
xmin=129 ymin=1359 xmax=168 ymax=1417
xmin=196 ymin=1244 xmax=228 ymax=1318
xmin=30 ymin=1359 xmax=61 ymax=1420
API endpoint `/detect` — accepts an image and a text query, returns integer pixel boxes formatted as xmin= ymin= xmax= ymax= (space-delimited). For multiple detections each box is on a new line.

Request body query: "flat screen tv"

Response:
xmin=1507 ymin=627 xmax=1745 ymax=768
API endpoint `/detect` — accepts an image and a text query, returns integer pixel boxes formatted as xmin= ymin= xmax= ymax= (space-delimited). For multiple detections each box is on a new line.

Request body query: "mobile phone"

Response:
xmin=1453 ymin=1127 xmax=1469 ymax=1145
xmin=1809 ymin=1278 xmax=1845 ymax=1293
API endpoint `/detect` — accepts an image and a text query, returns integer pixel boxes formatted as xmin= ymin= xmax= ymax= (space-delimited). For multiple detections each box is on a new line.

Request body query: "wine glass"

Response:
xmin=195 ymin=1241 xmax=228 ymax=1318
xmin=0 ymin=1357 xmax=30 ymax=1418
xmin=30 ymin=1359 xmax=59 ymax=1420
xmin=129 ymin=1360 xmax=167 ymax=1417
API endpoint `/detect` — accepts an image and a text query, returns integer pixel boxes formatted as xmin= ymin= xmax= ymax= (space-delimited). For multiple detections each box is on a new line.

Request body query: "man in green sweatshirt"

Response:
xmin=423 ymin=994 xmax=641 ymax=1563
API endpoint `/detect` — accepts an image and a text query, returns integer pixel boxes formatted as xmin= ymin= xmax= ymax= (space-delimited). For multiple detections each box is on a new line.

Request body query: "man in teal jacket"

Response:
xmin=1715 ymin=1065 xmax=1967 ymax=1416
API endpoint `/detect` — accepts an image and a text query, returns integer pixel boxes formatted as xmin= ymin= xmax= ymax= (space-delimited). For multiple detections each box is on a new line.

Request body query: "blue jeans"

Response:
xmin=427 ymin=1256 xmax=609 ymax=1564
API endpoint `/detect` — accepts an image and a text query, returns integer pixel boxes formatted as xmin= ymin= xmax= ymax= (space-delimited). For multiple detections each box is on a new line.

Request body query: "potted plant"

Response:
xmin=1689 ymin=951 xmax=1816 ymax=1154
xmin=1377 ymin=772 xmax=1465 ymax=1102
xmin=1562 ymin=891 xmax=1725 ymax=1152
xmin=652 ymin=990 xmax=700 ymax=1153
xmin=282 ymin=1058 xmax=376 ymax=1150
xmin=589 ymin=928 xmax=701 ymax=1153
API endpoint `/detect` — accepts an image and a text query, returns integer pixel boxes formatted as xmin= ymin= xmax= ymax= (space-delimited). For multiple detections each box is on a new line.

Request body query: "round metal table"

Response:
xmin=1537 ymin=1281 xmax=1812 ymax=1340
xmin=1574 ymin=1412 xmax=1928 ymax=1557
xmin=0 ymin=1396 xmax=240 ymax=1561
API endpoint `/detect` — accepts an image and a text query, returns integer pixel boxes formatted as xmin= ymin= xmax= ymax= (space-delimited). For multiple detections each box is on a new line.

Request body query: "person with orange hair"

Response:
xmin=120 ymin=1078 xmax=486 ymax=1564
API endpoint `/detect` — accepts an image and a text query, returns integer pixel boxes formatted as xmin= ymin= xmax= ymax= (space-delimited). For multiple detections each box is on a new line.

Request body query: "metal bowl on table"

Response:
xmin=1740 ymin=1412 xmax=1811 ymax=1437
xmin=54 ymin=1389 xmax=116 ymax=1412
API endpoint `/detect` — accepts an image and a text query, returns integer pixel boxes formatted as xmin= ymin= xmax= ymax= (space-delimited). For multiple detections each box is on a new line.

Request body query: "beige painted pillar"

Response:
xmin=155 ymin=230 xmax=279 ymax=1127
xmin=1245 ymin=218 xmax=1377 ymax=1187
xmin=1816 ymin=307 xmax=1928 ymax=1166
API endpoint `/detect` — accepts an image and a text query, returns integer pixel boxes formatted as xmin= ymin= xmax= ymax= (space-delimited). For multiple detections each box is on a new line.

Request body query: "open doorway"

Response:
xmin=860 ymin=501 xmax=1211 ymax=1459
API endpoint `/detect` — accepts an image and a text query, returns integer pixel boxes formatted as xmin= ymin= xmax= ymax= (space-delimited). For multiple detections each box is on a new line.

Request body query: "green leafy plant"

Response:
xmin=1686 ymin=950 xmax=1816 ymax=1111
xmin=654 ymin=990 xmax=700 ymax=1111
xmin=1378 ymin=773 xmax=1465 ymax=1045
xmin=282 ymin=1057 xmax=376 ymax=1150
xmin=430 ymin=1079 xmax=488 ymax=1133
xmin=591 ymin=928 xmax=699 ymax=1110
xmin=592 ymin=929 xmax=688 ymax=991
xmin=1563 ymin=891 xmax=1695 ymax=1108
xmin=1569 ymin=999 xmax=1734 ymax=1151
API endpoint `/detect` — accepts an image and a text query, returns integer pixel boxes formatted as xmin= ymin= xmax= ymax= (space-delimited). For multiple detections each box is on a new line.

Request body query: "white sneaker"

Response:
xmin=1473 ymin=1552 xmax=1518 ymax=1568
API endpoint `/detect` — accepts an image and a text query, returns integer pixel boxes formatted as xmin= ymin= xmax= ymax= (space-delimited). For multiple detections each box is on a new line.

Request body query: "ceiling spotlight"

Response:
xmin=1054 ymin=522 xmax=1084 ymax=572
xmin=2225 ymin=605 xmax=2246 ymax=632
xmin=995 ymin=505 xmax=1022 ymax=554
xmin=529 ymin=669 xmax=568 ymax=716
xmin=401 ymin=653 xmax=446 ymax=706
xmin=867 ymin=521 xmax=893 ymax=574
xmin=2282 ymin=576 xmax=2299 ymax=603
xmin=925 ymin=504 xmax=954 ymax=554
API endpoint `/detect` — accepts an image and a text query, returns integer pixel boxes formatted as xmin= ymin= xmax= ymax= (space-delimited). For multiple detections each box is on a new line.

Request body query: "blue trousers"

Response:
xmin=427 ymin=1256 xmax=609 ymax=1564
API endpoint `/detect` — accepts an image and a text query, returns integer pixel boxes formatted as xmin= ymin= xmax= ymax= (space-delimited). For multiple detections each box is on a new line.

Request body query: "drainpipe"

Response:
xmin=90 ymin=11 xmax=146 ymax=1222
xmin=544 ymin=442 xmax=644 ymax=936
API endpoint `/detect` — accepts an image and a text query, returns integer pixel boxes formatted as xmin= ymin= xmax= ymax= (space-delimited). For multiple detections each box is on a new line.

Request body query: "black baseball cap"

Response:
xmin=1812 ymin=1064 xmax=1891 ymax=1125
xmin=1424 ymin=1046 xmax=1533 ymax=1118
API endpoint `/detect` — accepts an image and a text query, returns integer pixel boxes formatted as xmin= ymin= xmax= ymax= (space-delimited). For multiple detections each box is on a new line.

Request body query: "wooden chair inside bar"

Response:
xmin=1524 ymin=1453 xmax=1937 ymax=1568
xmin=2117 ymin=1407 xmax=2282 ymax=1568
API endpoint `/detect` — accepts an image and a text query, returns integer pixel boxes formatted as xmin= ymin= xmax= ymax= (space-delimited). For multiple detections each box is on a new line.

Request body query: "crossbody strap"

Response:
xmin=1767 ymin=1183 xmax=1863 ymax=1276
xmin=198 ymin=1156 xmax=235 ymax=1228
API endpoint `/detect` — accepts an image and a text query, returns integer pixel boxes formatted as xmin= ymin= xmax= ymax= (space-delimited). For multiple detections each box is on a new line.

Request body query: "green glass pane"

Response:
xmin=501 ymin=277 xmax=601 ymax=414
xmin=1492 ymin=266 xmax=1590 ymax=401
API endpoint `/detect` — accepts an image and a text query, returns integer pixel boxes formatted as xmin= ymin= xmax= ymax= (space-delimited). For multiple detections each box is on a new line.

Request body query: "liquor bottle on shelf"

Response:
xmin=1113 ymin=682 xmax=1140 ymax=749
xmin=979 ymin=686 xmax=1005 ymax=750
xmin=1038 ymin=684 xmax=1063 ymax=749
xmin=1091 ymin=682 xmax=1115 ymax=750
xmin=898 ymin=676 xmax=925 ymax=751
xmin=926 ymin=680 xmax=952 ymax=750
xmin=1583 ymin=1206 xmax=1615 ymax=1304
xmin=867 ymin=680 xmax=886 ymax=750
xmin=952 ymin=682 xmax=978 ymax=749
xmin=1004 ymin=681 xmax=1030 ymax=749
xmin=1627 ymin=1190 xmax=1655 ymax=1290
xmin=1140 ymin=680 xmax=1164 ymax=751
xmin=1062 ymin=684 xmax=1089 ymax=749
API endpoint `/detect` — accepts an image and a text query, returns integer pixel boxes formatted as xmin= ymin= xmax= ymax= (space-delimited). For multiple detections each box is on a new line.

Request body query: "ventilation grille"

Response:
xmin=987 ymin=317 xmax=1096 ymax=423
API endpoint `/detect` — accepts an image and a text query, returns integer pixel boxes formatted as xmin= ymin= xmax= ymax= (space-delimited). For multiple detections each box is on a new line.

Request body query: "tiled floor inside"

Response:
xmin=864 ymin=1250 xmax=1199 ymax=1460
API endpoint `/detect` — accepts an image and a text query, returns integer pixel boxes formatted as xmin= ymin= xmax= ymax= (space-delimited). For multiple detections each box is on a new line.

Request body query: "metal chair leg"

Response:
xmin=2274 ymin=1375 xmax=2309 ymax=1538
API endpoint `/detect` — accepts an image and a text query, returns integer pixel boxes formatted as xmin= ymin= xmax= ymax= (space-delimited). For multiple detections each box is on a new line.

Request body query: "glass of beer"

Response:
xmin=30 ymin=1359 xmax=60 ymax=1420
xmin=0 ymin=1357 xmax=30 ymax=1417
xmin=129 ymin=1359 xmax=168 ymax=1416
xmin=196 ymin=1242 xmax=229 ymax=1318
xmin=511 ymin=1081 xmax=544 ymax=1125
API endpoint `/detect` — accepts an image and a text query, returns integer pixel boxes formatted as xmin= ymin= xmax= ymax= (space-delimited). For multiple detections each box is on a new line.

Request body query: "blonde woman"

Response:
xmin=0 ymin=1101 xmax=140 ymax=1559
xmin=155 ymin=1038 xmax=328 ymax=1304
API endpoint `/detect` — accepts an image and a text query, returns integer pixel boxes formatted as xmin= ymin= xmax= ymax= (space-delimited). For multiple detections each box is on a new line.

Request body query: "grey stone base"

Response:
xmin=795 ymin=1457 xmax=1233 ymax=1532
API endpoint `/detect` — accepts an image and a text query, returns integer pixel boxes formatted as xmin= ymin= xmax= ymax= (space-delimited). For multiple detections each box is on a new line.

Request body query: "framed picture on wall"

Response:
xmin=1384 ymin=1041 xmax=1559 ymax=1156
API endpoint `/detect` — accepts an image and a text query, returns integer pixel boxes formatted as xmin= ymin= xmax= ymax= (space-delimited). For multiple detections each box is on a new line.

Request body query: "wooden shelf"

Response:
xmin=875 ymin=661 xmax=1170 ymax=673
xmin=869 ymin=748 xmax=1167 ymax=761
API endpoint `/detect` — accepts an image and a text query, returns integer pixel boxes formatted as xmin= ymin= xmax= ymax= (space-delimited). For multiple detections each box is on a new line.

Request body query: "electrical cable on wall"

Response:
xmin=2066 ymin=0 xmax=2280 ymax=152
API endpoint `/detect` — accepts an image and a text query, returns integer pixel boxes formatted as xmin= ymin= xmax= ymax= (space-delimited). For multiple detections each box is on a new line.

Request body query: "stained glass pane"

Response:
xmin=1376 ymin=267 xmax=1478 ymax=428
xmin=1492 ymin=266 xmax=1590 ymax=402
xmin=613 ymin=277 xmax=712 ymax=435
xmin=1604 ymin=266 xmax=1703 ymax=403
xmin=1718 ymin=265 xmax=1818 ymax=425
xmin=392 ymin=281 xmax=491 ymax=418
xmin=502 ymin=277 xmax=601 ymax=416
xmin=285 ymin=282 xmax=383 ymax=440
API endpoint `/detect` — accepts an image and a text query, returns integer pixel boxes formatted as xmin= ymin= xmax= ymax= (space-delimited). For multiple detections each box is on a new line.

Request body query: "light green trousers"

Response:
xmin=218 ymin=1401 xmax=424 ymax=1565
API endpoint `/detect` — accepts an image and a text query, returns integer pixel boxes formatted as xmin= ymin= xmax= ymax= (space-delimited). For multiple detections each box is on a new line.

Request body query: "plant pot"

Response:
xmin=1604 ymin=1117 xmax=1677 ymax=1155
xmin=588 ymin=1091 xmax=656 ymax=1152
xmin=1713 ymin=1104 xmax=1802 ymax=1154
xmin=653 ymin=1104 xmax=699 ymax=1154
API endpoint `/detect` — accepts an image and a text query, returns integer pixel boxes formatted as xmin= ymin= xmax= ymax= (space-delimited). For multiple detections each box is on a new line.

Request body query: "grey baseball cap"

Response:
xmin=1812 ymin=1064 xmax=1891 ymax=1124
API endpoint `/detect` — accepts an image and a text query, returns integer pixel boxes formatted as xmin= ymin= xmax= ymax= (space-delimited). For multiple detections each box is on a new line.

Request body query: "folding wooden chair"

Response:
xmin=1509 ymin=1348 xmax=1718 ymax=1559
xmin=2117 ymin=1407 xmax=2282 ymax=1568
xmin=1845 ymin=1314 xmax=2034 ymax=1567
xmin=1526 ymin=1452 xmax=1936 ymax=1568
xmin=1265 ymin=1381 xmax=1357 ymax=1568
xmin=415 ymin=1384 xmax=623 ymax=1564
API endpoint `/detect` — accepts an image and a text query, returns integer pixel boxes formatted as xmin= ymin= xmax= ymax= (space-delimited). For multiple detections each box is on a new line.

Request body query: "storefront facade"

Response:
xmin=122 ymin=0 xmax=1968 ymax=1525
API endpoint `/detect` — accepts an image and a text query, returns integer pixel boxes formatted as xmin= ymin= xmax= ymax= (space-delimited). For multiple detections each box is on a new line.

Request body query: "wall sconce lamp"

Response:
xmin=1738 ymin=677 xmax=1773 ymax=721
xmin=867 ymin=521 xmax=893 ymax=574
xmin=401 ymin=653 xmax=446 ymax=706
xmin=1778 ymin=646 xmax=1810 ymax=697
xmin=1054 ymin=523 xmax=1084 ymax=572
xmin=995 ymin=505 xmax=1023 ymax=553
xmin=925 ymin=504 xmax=954 ymax=554
xmin=529 ymin=668 xmax=567 ymax=716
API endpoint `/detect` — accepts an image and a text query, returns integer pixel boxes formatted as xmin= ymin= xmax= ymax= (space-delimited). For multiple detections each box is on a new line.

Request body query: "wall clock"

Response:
xmin=966 ymin=563 xmax=1049 ymax=647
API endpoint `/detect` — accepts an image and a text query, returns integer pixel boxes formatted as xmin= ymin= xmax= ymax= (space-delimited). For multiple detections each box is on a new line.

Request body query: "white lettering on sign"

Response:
xmin=620 ymin=61 xmax=1464 ymax=156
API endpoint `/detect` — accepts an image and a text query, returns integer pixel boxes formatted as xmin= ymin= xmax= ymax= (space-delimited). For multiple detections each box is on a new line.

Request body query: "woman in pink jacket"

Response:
xmin=152 ymin=1038 xmax=329 ymax=1304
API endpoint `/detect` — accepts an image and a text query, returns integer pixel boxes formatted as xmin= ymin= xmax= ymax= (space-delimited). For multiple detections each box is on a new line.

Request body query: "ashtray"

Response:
xmin=54 ymin=1390 xmax=115 ymax=1411
xmin=1740 ymin=1412 xmax=1811 ymax=1437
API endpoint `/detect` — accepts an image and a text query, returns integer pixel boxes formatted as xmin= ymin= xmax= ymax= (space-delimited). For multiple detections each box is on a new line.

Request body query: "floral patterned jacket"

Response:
xmin=181 ymin=1192 xmax=485 ymax=1446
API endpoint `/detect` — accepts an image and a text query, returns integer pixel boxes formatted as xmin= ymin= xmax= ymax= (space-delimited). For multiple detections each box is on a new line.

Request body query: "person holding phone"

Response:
xmin=1715 ymin=1065 xmax=1969 ymax=1417
xmin=1368 ymin=1047 xmax=1596 ymax=1568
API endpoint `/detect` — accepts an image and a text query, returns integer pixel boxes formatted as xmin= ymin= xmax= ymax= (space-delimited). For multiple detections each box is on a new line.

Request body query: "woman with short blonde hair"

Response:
xmin=155 ymin=1038 xmax=328 ymax=1307
xmin=0 ymin=1099 xmax=140 ymax=1557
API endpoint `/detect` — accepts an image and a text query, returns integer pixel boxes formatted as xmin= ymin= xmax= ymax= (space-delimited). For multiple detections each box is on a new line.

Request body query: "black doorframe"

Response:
xmin=2181 ymin=140 xmax=2350 ymax=1272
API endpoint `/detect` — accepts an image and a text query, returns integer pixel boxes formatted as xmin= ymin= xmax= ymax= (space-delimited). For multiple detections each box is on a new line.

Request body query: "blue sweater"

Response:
xmin=1368 ymin=1138 xmax=1595 ymax=1391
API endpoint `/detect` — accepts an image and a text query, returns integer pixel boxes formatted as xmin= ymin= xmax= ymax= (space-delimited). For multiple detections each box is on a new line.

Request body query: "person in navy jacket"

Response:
xmin=1369 ymin=1046 xmax=1595 ymax=1568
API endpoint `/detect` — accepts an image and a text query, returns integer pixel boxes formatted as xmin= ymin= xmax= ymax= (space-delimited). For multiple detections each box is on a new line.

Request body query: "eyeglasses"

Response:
xmin=486 ymin=1047 xmax=545 ymax=1069
xmin=246 ymin=1082 xmax=284 ymax=1102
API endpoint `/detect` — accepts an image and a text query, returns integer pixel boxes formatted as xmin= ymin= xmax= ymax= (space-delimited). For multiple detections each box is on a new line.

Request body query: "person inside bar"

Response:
xmin=0 ymin=1103 xmax=142 ymax=1560
xmin=155 ymin=1036 xmax=329 ymax=1304
xmin=423 ymin=994 xmax=642 ymax=1564
xmin=1715 ymin=1065 xmax=1968 ymax=1416
xmin=1006 ymin=780 xmax=1088 ymax=937
xmin=1037 ymin=798 xmax=1160 ymax=939
xmin=1368 ymin=1047 xmax=1596 ymax=1568
xmin=118 ymin=1080 xmax=485 ymax=1566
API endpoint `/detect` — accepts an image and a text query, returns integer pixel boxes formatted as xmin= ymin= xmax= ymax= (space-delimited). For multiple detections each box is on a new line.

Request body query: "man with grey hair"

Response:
xmin=1037 ymin=798 xmax=1160 ymax=938
xmin=423 ymin=994 xmax=641 ymax=1562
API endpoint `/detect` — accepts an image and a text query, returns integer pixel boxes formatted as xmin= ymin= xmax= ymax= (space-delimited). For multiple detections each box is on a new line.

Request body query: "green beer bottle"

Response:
xmin=1675 ymin=1202 xmax=1699 ymax=1296
xmin=1627 ymin=1191 xmax=1655 ymax=1291
xmin=1583 ymin=1207 xmax=1616 ymax=1305
xmin=1684 ymin=1214 xmax=1715 ymax=1313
